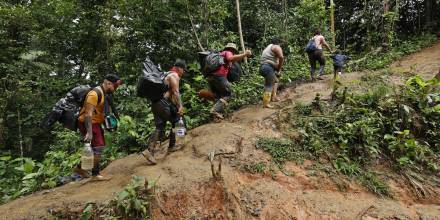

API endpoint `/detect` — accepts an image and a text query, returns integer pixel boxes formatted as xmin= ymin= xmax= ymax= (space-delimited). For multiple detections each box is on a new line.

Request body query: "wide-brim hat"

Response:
xmin=224 ymin=43 xmax=238 ymax=53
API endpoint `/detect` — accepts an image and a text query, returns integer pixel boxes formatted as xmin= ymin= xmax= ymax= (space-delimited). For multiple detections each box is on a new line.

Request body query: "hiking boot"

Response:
xmin=211 ymin=111 xmax=224 ymax=121
xmin=140 ymin=149 xmax=157 ymax=165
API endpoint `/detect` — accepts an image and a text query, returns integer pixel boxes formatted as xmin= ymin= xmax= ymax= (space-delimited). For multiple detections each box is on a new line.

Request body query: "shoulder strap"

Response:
xmin=92 ymin=86 xmax=104 ymax=105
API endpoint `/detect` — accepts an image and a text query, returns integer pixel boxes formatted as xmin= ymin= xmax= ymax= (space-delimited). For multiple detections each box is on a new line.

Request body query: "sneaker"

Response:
xmin=90 ymin=175 xmax=111 ymax=181
xmin=140 ymin=150 xmax=157 ymax=165
xmin=168 ymin=144 xmax=182 ymax=152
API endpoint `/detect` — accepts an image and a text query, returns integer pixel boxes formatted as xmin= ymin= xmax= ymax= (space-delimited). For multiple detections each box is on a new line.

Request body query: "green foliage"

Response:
xmin=243 ymin=162 xmax=267 ymax=174
xmin=51 ymin=176 xmax=156 ymax=219
xmin=109 ymin=176 xmax=155 ymax=219
xmin=267 ymin=75 xmax=440 ymax=195
xmin=1 ymin=0 xmax=439 ymax=203
xmin=0 ymin=150 xmax=79 ymax=203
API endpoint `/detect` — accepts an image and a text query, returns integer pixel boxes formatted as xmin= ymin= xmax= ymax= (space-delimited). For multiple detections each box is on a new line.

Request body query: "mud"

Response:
xmin=1 ymin=41 xmax=440 ymax=220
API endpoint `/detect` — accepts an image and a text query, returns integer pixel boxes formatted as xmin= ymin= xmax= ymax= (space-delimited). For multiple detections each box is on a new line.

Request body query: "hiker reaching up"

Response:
xmin=208 ymin=43 xmax=252 ymax=121
xmin=260 ymin=37 xmax=285 ymax=108
xmin=141 ymin=59 xmax=187 ymax=165
xmin=77 ymin=74 xmax=123 ymax=180
xmin=306 ymin=28 xmax=333 ymax=81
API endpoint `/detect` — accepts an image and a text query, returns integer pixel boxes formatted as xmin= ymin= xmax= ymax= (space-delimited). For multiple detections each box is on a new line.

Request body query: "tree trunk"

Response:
xmin=330 ymin=0 xmax=336 ymax=47
xmin=425 ymin=0 xmax=433 ymax=30
xmin=235 ymin=0 xmax=246 ymax=57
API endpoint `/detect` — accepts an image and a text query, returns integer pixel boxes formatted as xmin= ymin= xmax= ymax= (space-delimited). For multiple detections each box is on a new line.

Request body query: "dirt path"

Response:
xmin=1 ymin=41 xmax=440 ymax=220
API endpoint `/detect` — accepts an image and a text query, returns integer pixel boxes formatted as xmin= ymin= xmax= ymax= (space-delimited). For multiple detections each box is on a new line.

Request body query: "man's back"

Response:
xmin=314 ymin=35 xmax=325 ymax=50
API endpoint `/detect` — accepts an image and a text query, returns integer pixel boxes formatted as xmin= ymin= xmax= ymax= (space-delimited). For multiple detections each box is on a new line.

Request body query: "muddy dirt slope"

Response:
xmin=1 ymin=41 xmax=440 ymax=220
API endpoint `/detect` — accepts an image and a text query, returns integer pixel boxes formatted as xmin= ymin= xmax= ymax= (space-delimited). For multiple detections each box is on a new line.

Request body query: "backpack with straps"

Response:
xmin=227 ymin=62 xmax=243 ymax=83
xmin=40 ymin=85 xmax=103 ymax=131
xmin=305 ymin=38 xmax=317 ymax=53
xmin=198 ymin=51 xmax=225 ymax=77
xmin=136 ymin=57 xmax=169 ymax=102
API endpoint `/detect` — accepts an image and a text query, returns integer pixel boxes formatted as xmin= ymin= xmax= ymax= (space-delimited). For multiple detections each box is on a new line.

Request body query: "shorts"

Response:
xmin=78 ymin=122 xmax=105 ymax=151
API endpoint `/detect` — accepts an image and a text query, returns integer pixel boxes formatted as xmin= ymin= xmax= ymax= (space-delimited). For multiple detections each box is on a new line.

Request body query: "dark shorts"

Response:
xmin=78 ymin=122 xmax=105 ymax=148
xmin=308 ymin=49 xmax=326 ymax=68
xmin=151 ymin=98 xmax=179 ymax=131
xmin=207 ymin=75 xmax=232 ymax=99
xmin=333 ymin=65 xmax=342 ymax=72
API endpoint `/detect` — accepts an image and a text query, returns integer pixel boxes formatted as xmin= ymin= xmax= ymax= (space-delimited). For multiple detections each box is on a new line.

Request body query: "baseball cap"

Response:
xmin=174 ymin=59 xmax=188 ymax=72
xmin=105 ymin=74 xmax=123 ymax=86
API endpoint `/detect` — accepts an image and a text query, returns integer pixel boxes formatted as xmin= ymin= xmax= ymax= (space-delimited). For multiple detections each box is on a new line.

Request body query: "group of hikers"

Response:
xmin=67 ymin=28 xmax=352 ymax=180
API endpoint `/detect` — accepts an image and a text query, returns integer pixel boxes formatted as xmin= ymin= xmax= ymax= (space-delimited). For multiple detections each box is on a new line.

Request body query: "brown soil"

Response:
xmin=1 ymin=41 xmax=440 ymax=220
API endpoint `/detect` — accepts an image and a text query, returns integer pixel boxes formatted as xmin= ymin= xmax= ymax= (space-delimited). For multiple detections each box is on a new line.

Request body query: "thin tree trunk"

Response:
xmin=330 ymin=0 xmax=336 ymax=47
xmin=17 ymin=109 xmax=23 ymax=158
xmin=187 ymin=2 xmax=205 ymax=51
xmin=235 ymin=0 xmax=246 ymax=62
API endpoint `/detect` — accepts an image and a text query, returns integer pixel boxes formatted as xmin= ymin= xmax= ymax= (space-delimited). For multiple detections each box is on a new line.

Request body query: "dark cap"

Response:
xmin=174 ymin=59 xmax=188 ymax=72
xmin=105 ymin=74 xmax=123 ymax=86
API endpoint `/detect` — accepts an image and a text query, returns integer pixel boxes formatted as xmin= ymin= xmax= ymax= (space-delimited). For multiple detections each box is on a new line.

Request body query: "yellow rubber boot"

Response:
xmin=263 ymin=92 xmax=274 ymax=108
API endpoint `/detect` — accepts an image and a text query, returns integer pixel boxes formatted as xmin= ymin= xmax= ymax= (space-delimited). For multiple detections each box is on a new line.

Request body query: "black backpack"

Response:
xmin=136 ymin=57 xmax=169 ymax=102
xmin=198 ymin=51 xmax=225 ymax=77
xmin=40 ymin=85 xmax=103 ymax=131
xmin=227 ymin=62 xmax=243 ymax=83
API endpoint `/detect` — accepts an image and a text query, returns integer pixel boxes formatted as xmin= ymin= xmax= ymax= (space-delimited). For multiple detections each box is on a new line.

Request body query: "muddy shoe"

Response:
xmin=140 ymin=149 xmax=157 ymax=165
xmin=168 ymin=144 xmax=183 ymax=153
xmin=72 ymin=166 xmax=91 ymax=178
xmin=211 ymin=111 xmax=224 ymax=122
xmin=90 ymin=175 xmax=112 ymax=181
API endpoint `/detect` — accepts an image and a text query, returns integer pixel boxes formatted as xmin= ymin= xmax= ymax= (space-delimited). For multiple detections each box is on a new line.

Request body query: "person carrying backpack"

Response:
xmin=141 ymin=59 xmax=187 ymax=164
xmin=260 ymin=37 xmax=285 ymax=108
xmin=77 ymin=74 xmax=123 ymax=180
xmin=207 ymin=43 xmax=252 ymax=121
xmin=330 ymin=49 xmax=351 ymax=79
xmin=306 ymin=28 xmax=333 ymax=81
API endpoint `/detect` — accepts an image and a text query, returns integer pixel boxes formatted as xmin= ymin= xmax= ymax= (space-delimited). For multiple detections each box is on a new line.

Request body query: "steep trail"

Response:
xmin=1 ymin=41 xmax=440 ymax=220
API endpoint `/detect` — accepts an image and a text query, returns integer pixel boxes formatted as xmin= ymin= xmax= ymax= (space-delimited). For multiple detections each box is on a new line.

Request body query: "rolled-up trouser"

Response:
xmin=260 ymin=63 xmax=279 ymax=92
xmin=149 ymin=98 xmax=179 ymax=148
xmin=207 ymin=75 xmax=232 ymax=113
xmin=308 ymin=49 xmax=326 ymax=76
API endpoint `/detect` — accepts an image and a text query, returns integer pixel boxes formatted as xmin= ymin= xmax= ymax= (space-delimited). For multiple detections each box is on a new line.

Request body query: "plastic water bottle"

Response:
xmin=81 ymin=143 xmax=94 ymax=171
xmin=175 ymin=117 xmax=186 ymax=145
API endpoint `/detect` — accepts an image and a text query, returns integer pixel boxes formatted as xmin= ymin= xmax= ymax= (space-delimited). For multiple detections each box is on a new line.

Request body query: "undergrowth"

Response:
xmin=257 ymin=75 xmax=440 ymax=197
xmin=51 ymin=176 xmax=155 ymax=220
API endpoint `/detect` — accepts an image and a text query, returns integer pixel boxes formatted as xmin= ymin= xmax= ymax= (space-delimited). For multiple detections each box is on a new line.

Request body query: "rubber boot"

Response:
xmin=271 ymin=83 xmax=280 ymax=102
xmin=263 ymin=92 xmax=274 ymax=108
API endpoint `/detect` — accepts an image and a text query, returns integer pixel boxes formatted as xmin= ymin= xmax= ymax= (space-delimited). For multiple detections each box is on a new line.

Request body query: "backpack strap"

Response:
xmin=92 ymin=86 xmax=104 ymax=105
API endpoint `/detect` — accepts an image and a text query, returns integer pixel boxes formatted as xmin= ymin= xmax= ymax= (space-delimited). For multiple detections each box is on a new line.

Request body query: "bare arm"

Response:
xmin=168 ymin=74 xmax=183 ymax=115
xmin=83 ymin=103 xmax=95 ymax=142
xmin=321 ymin=37 xmax=332 ymax=52
xmin=227 ymin=50 xmax=252 ymax=62
xmin=272 ymin=45 xmax=284 ymax=71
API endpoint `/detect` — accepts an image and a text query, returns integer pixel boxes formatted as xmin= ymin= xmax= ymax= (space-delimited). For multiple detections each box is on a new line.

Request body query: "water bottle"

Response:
xmin=81 ymin=143 xmax=94 ymax=171
xmin=175 ymin=117 xmax=186 ymax=145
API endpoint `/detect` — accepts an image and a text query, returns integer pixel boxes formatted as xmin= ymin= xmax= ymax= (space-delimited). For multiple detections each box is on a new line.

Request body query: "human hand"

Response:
xmin=177 ymin=106 xmax=184 ymax=116
xmin=244 ymin=50 xmax=252 ymax=57
xmin=84 ymin=132 xmax=93 ymax=143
